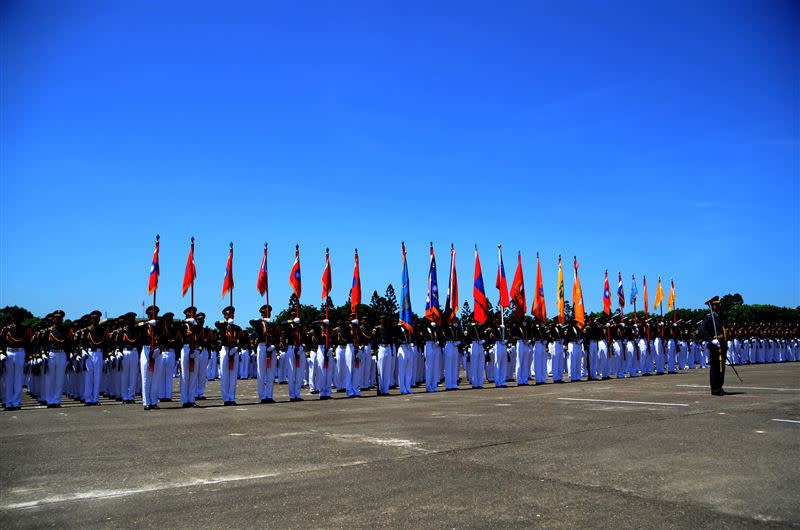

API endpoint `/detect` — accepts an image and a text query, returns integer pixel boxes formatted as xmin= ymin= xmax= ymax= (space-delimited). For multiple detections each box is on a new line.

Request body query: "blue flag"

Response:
xmin=630 ymin=275 xmax=639 ymax=305
xmin=400 ymin=244 xmax=414 ymax=331
xmin=425 ymin=243 xmax=441 ymax=323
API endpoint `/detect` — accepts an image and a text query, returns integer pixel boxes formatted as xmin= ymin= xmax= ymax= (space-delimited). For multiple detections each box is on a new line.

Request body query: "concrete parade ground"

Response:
xmin=1 ymin=363 xmax=798 ymax=529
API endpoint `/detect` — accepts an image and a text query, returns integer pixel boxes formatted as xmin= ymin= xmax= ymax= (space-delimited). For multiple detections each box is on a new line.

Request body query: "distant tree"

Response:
xmin=384 ymin=284 xmax=399 ymax=318
xmin=720 ymin=293 xmax=744 ymax=314
xmin=460 ymin=300 xmax=472 ymax=325
xmin=0 ymin=306 xmax=39 ymax=327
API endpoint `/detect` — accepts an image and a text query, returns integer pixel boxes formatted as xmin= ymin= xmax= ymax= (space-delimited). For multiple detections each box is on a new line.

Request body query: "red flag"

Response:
xmin=182 ymin=238 xmax=196 ymax=297
xmin=496 ymin=245 xmax=510 ymax=308
xmin=221 ymin=244 xmax=234 ymax=299
xmin=289 ymin=245 xmax=301 ymax=299
xmin=350 ymin=249 xmax=361 ymax=312
xmin=321 ymin=248 xmax=332 ymax=300
xmin=445 ymin=244 xmax=458 ymax=323
xmin=257 ymin=244 xmax=269 ymax=316
xmin=531 ymin=253 xmax=547 ymax=322
xmin=147 ymin=236 xmax=160 ymax=295
xmin=510 ymin=251 xmax=526 ymax=321
xmin=602 ymin=270 xmax=611 ymax=315
xmin=473 ymin=247 xmax=489 ymax=324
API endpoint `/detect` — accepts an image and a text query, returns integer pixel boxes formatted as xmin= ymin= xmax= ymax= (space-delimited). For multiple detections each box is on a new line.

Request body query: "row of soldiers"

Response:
xmin=1 ymin=304 xmax=798 ymax=410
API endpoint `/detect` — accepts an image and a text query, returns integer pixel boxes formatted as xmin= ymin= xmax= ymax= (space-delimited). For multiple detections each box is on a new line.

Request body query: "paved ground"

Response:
xmin=1 ymin=363 xmax=799 ymax=529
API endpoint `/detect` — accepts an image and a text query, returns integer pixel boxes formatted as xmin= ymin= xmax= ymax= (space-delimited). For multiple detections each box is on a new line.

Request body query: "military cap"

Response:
xmin=183 ymin=306 xmax=197 ymax=317
xmin=706 ymin=296 xmax=720 ymax=306
xmin=162 ymin=312 xmax=175 ymax=320
xmin=222 ymin=306 xmax=235 ymax=316
xmin=259 ymin=304 xmax=272 ymax=315
xmin=122 ymin=312 xmax=137 ymax=320
xmin=88 ymin=310 xmax=102 ymax=319
xmin=145 ymin=305 xmax=160 ymax=316
xmin=52 ymin=309 xmax=66 ymax=318
xmin=196 ymin=312 xmax=206 ymax=319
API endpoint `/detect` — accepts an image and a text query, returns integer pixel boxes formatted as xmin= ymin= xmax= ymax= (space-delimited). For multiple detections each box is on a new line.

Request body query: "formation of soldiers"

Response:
xmin=1 ymin=305 xmax=798 ymax=411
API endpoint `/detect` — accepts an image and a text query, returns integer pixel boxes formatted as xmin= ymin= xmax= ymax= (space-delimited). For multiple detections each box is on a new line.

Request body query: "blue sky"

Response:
xmin=1 ymin=0 xmax=797 ymax=320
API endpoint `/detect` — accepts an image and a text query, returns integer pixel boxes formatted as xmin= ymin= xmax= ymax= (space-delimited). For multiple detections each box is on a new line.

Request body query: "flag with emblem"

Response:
xmin=321 ymin=248 xmax=332 ymax=301
xmin=289 ymin=245 xmax=301 ymax=299
xmin=399 ymin=243 xmax=414 ymax=331
xmin=532 ymin=253 xmax=547 ymax=322
xmin=473 ymin=246 xmax=489 ymax=324
xmin=603 ymin=270 xmax=611 ymax=315
xmin=510 ymin=251 xmax=526 ymax=321
xmin=496 ymin=246 xmax=510 ymax=308
xmin=147 ymin=237 xmax=160 ymax=295
xmin=425 ymin=243 xmax=441 ymax=324
xmin=221 ymin=244 xmax=234 ymax=299
xmin=350 ymin=249 xmax=361 ymax=313
xmin=617 ymin=272 xmax=625 ymax=310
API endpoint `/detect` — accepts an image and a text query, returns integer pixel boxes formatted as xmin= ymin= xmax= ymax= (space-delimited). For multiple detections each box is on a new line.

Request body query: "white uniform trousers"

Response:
xmin=492 ymin=341 xmax=508 ymax=387
xmin=83 ymin=349 xmax=103 ymax=404
xmin=424 ymin=341 xmax=440 ymax=392
xmin=376 ymin=344 xmax=393 ymax=394
xmin=586 ymin=340 xmax=599 ymax=379
xmin=256 ymin=343 xmax=277 ymax=400
xmin=120 ymin=348 xmax=138 ymax=401
xmin=207 ymin=350 xmax=219 ymax=380
xmin=397 ymin=344 xmax=414 ymax=394
xmin=515 ymin=340 xmax=531 ymax=385
xmin=666 ymin=339 xmax=677 ymax=373
xmin=3 ymin=348 xmax=25 ymax=408
xmin=307 ymin=348 xmax=320 ymax=392
xmin=468 ymin=342 xmax=485 ymax=388
xmin=159 ymin=349 xmax=176 ymax=399
xmin=195 ymin=348 xmax=209 ymax=398
xmin=286 ymin=345 xmax=305 ymax=399
xmin=334 ymin=346 xmax=346 ymax=391
xmin=532 ymin=341 xmax=547 ymax=384
xmin=140 ymin=346 xmax=162 ymax=407
xmin=179 ymin=345 xmax=198 ymax=404
xmin=639 ymin=339 xmax=652 ymax=375
xmin=598 ymin=340 xmax=610 ymax=378
xmin=443 ymin=341 xmax=460 ymax=389
xmin=342 ymin=344 xmax=360 ymax=397
xmin=551 ymin=341 xmax=565 ymax=382
xmin=238 ymin=349 xmax=250 ymax=379
xmin=567 ymin=341 xmax=583 ymax=382
xmin=624 ymin=341 xmax=637 ymax=376
xmin=652 ymin=337 xmax=664 ymax=374
xmin=316 ymin=345 xmax=334 ymax=398
xmin=46 ymin=350 xmax=67 ymax=405
xmin=219 ymin=346 xmax=239 ymax=403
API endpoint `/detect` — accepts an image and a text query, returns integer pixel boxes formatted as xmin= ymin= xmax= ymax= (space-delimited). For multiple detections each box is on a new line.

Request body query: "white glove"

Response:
xmin=0 ymin=354 xmax=6 ymax=362
xmin=148 ymin=319 xmax=157 ymax=326
xmin=267 ymin=345 xmax=276 ymax=353
xmin=351 ymin=319 xmax=359 ymax=325
xmin=227 ymin=318 xmax=235 ymax=324
xmin=293 ymin=318 xmax=300 ymax=324
xmin=712 ymin=339 xmax=720 ymax=347
xmin=262 ymin=317 xmax=271 ymax=323
xmin=322 ymin=319 xmax=330 ymax=325
xmin=185 ymin=318 xmax=196 ymax=324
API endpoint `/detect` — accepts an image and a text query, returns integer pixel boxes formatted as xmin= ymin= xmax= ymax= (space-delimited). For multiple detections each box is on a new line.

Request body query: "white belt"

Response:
xmin=7 ymin=347 xmax=24 ymax=352
xmin=50 ymin=350 xmax=65 ymax=353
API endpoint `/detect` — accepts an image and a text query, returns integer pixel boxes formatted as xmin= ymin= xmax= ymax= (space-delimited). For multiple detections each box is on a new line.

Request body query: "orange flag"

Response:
xmin=654 ymin=277 xmax=664 ymax=308
xmin=531 ymin=253 xmax=547 ymax=322
xmin=572 ymin=257 xmax=585 ymax=328
xmin=556 ymin=256 xmax=565 ymax=324
xmin=643 ymin=275 xmax=649 ymax=317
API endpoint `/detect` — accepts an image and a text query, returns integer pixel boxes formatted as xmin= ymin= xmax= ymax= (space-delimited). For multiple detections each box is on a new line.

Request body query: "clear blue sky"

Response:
xmin=1 ymin=0 xmax=798 ymax=320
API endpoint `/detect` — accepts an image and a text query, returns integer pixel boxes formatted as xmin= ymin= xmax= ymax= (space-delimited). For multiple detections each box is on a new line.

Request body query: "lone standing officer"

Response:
xmin=700 ymin=296 xmax=727 ymax=396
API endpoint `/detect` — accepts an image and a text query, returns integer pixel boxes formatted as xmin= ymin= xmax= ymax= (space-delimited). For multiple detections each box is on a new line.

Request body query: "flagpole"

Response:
xmin=498 ymin=243 xmax=505 ymax=341
xmin=229 ymin=242 xmax=234 ymax=309
xmin=632 ymin=275 xmax=637 ymax=323
xmin=325 ymin=247 xmax=329 ymax=352
xmin=151 ymin=234 xmax=159 ymax=368
xmin=190 ymin=237 xmax=195 ymax=311
xmin=265 ymin=242 xmax=269 ymax=315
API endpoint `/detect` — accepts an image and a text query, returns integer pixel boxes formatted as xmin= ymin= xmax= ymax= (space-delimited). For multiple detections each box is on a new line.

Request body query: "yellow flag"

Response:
xmin=572 ymin=257 xmax=585 ymax=328
xmin=556 ymin=256 xmax=565 ymax=324
xmin=667 ymin=279 xmax=676 ymax=311
xmin=654 ymin=277 xmax=664 ymax=308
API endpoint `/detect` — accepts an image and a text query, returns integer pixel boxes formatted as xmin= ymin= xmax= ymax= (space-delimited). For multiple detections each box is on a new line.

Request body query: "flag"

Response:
xmin=182 ymin=240 xmax=196 ymax=297
xmin=147 ymin=237 xmax=160 ymax=295
xmin=617 ymin=272 xmax=625 ymax=310
xmin=667 ymin=279 xmax=676 ymax=311
xmin=289 ymin=245 xmax=301 ymax=299
xmin=473 ymin=247 xmax=489 ymax=324
xmin=603 ymin=270 xmax=611 ymax=315
xmin=495 ymin=246 xmax=510 ymax=308
xmin=643 ymin=275 xmax=649 ymax=317
xmin=630 ymin=275 xmax=639 ymax=305
xmin=399 ymin=243 xmax=414 ymax=331
xmin=556 ymin=256 xmax=565 ymax=324
xmin=350 ymin=249 xmax=361 ymax=313
xmin=572 ymin=257 xmax=585 ymax=328
xmin=425 ymin=243 xmax=441 ymax=324
xmin=445 ymin=245 xmax=458 ymax=323
xmin=510 ymin=252 xmax=526 ymax=321
xmin=532 ymin=253 xmax=547 ymax=322
xmin=654 ymin=277 xmax=664 ymax=308
xmin=221 ymin=244 xmax=234 ymax=299
xmin=321 ymin=248 xmax=332 ymax=300
xmin=257 ymin=244 xmax=269 ymax=315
